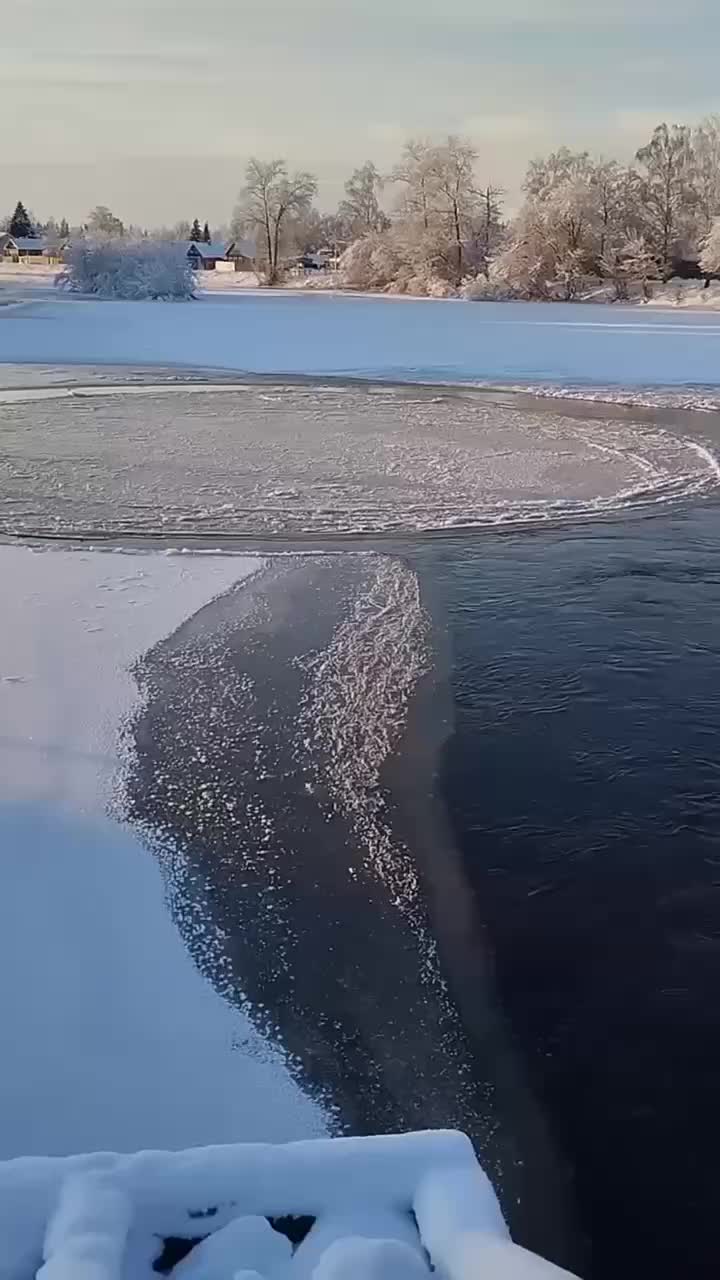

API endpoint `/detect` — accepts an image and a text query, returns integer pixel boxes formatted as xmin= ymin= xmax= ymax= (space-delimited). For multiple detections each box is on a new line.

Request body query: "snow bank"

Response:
xmin=0 ymin=1131 xmax=578 ymax=1280
xmin=643 ymin=278 xmax=720 ymax=310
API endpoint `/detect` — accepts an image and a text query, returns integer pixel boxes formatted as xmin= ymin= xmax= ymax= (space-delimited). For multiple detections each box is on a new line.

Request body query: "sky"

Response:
xmin=3 ymin=0 xmax=720 ymax=228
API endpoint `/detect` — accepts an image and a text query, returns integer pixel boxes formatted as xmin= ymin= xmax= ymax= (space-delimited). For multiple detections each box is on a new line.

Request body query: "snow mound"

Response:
xmin=0 ymin=1131 xmax=578 ymax=1280
xmin=173 ymin=1215 xmax=291 ymax=1280
xmin=312 ymin=1237 xmax=428 ymax=1280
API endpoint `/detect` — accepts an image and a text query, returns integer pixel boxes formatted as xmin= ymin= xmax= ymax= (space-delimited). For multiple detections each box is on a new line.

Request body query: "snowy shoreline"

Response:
xmin=5 ymin=262 xmax=720 ymax=314
xmin=0 ymin=546 xmax=329 ymax=1163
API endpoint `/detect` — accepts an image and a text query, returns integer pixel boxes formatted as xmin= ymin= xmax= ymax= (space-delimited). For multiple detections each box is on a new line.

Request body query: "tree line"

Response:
xmin=2 ymin=203 xmax=214 ymax=246
xmin=492 ymin=119 xmax=720 ymax=300
xmin=6 ymin=114 xmax=720 ymax=297
xmin=228 ymin=117 xmax=720 ymax=296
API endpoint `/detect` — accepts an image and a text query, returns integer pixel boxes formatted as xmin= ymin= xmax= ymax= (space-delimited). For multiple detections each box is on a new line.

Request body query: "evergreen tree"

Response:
xmin=189 ymin=218 xmax=202 ymax=242
xmin=9 ymin=201 xmax=34 ymax=238
xmin=59 ymin=218 xmax=70 ymax=239
xmin=202 ymin=221 xmax=212 ymax=243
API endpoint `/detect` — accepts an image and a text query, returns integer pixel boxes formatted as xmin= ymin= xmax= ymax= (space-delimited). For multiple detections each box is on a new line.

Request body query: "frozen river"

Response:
xmin=3 ymin=290 xmax=720 ymax=390
xmin=3 ymin=294 xmax=720 ymax=1278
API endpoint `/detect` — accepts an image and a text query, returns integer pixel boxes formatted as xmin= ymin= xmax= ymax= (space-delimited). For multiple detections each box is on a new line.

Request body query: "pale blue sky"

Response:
xmin=3 ymin=0 xmax=719 ymax=226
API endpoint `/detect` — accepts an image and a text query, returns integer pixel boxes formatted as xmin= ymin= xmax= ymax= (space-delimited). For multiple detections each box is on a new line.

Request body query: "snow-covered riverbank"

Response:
xmin=0 ymin=546 xmax=329 ymax=1160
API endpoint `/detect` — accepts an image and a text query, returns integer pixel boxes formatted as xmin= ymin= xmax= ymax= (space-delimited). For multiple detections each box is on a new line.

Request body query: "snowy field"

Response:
xmin=0 ymin=546 xmax=328 ymax=1162
xmin=3 ymin=291 xmax=720 ymax=391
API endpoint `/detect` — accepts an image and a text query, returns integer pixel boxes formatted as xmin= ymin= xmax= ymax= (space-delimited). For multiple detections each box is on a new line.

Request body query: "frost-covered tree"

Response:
xmin=337 ymin=162 xmax=389 ymax=238
xmin=388 ymin=135 xmax=501 ymax=284
xmin=522 ymin=151 xmax=600 ymax=268
xmin=235 ymin=158 xmax=317 ymax=283
xmin=620 ymin=235 xmax=659 ymax=299
xmin=591 ymin=160 xmax=644 ymax=266
xmin=475 ymin=185 xmax=504 ymax=276
xmin=189 ymin=218 xmax=202 ymax=242
xmin=61 ymin=239 xmax=195 ymax=299
xmin=699 ymin=217 xmax=720 ymax=274
xmin=339 ymin=233 xmax=403 ymax=290
xmin=426 ymin=136 xmax=483 ymax=282
xmin=58 ymin=217 xmax=70 ymax=239
xmin=390 ymin=139 xmax=438 ymax=230
xmin=636 ymin=124 xmax=696 ymax=273
xmin=600 ymin=234 xmax=658 ymax=301
xmin=9 ymin=201 xmax=34 ymax=238
xmin=491 ymin=198 xmax=557 ymax=298
xmin=286 ymin=207 xmax=344 ymax=256
xmin=692 ymin=116 xmax=720 ymax=236
xmin=496 ymin=167 xmax=595 ymax=297
xmin=494 ymin=146 xmax=655 ymax=296
xmin=338 ymin=228 xmax=455 ymax=296
xmin=524 ymin=147 xmax=593 ymax=199
xmin=86 ymin=205 xmax=125 ymax=237
xmin=547 ymin=176 xmax=597 ymax=260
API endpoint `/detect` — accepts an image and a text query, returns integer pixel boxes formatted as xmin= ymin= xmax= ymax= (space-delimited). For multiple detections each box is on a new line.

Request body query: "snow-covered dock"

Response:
xmin=1 ymin=1130 xmax=577 ymax=1280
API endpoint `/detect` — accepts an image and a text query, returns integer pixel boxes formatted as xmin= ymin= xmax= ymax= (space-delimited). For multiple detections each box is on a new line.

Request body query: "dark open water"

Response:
xmin=119 ymin=503 xmax=720 ymax=1280
xmin=416 ymin=505 xmax=720 ymax=1279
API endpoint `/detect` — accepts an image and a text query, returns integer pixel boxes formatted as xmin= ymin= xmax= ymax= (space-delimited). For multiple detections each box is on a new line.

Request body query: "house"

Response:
xmin=1 ymin=235 xmax=44 ymax=261
xmin=0 ymin=235 xmax=67 ymax=264
xmin=184 ymin=239 xmax=256 ymax=272
xmin=301 ymin=249 xmax=335 ymax=271
xmin=185 ymin=241 xmax=229 ymax=271
xmin=226 ymin=238 xmax=256 ymax=272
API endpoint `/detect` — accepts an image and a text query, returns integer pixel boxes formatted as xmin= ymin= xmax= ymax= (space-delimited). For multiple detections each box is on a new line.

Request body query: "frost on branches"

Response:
xmin=60 ymin=240 xmax=195 ymax=300
xmin=700 ymin=217 xmax=720 ymax=274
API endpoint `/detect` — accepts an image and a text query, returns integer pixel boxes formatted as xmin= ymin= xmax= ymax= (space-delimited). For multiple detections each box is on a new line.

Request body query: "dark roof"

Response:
xmin=186 ymin=241 xmax=229 ymax=260
xmin=228 ymin=237 xmax=256 ymax=259
xmin=3 ymin=236 xmax=46 ymax=252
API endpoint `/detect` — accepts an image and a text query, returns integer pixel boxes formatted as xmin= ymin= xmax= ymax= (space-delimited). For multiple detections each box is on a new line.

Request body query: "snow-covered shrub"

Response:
xmin=386 ymin=267 xmax=455 ymax=298
xmin=340 ymin=234 xmax=459 ymax=297
xmin=462 ymin=272 xmax=521 ymax=302
xmin=339 ymin=234 xmax=404 ymax=290
xmin=489 ymin=202 xmax=556 ymax=300
xmin=598 ymin=235 xmax=658 ymax=301
xmin=422 ymin=275 xmax=455 ymax=298
xmin=60 ymin=239 xmax=195 ymax=300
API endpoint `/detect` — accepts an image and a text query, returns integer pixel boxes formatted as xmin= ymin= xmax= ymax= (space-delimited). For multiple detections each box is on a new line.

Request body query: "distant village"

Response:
xmin=0 ymin=207 xmax=258 ymax=275
xmin=0 ymin=201 xmax=338 ymax=278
